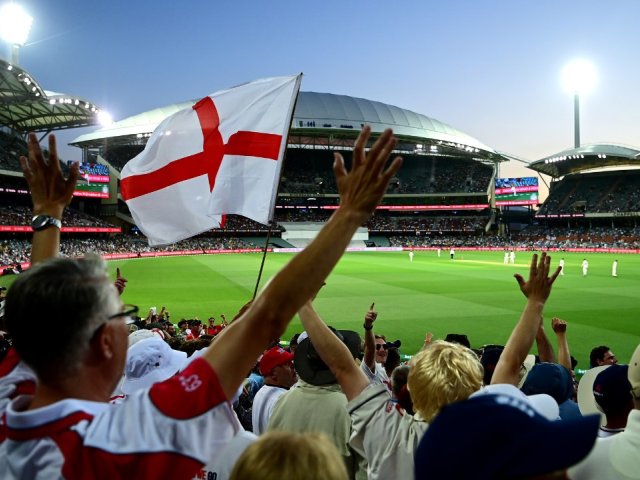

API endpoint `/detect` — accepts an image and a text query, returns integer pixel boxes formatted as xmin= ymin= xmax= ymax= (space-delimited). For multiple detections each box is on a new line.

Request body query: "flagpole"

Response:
xmin=252 ymin=223 xmax=273 ymax=299
xmin=251 ymin=74 xmax=303 ymax=299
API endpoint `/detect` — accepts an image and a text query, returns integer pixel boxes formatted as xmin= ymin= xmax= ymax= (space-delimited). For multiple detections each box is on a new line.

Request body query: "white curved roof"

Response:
xmin=71 ymin=91 xmax=494 ymax=153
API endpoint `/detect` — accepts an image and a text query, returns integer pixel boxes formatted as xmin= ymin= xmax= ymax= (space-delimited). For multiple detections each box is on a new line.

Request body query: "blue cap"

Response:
xmin=414 ymin=393 xmax=599 ymax=480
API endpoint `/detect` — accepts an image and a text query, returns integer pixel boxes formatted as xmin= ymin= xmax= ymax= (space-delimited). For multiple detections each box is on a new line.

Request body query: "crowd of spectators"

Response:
xmin=540 ymin=171 xmax=640 ymax=215
xmin=367 ymin=215 xmax=485 ymax=232
xmin=0 ymin=205 xmax=115 ymax=228
xmin=1 ymin=236 xmax=257 ymax=266
xmin=4 ymin=223 xmax=640 ymax=267
xmin=388 ymin=224 xmax=640 ymax=249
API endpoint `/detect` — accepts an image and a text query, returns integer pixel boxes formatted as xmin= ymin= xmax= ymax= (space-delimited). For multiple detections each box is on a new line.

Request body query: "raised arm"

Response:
xmin=19 ymin=133 xmax=79 ymax=265
xmin=363 ymin=303 xmax=377 ymax=371
xmin=535 ymin=318 xmax=556 ymax=363
xmin=492 ymin=253 xmax=560 ymax=385
xmin=551 ymin=317 xmax=572 ymax=371
xmin=205 ymin=126 xmax=402 ymax=399
xmin=298 ymin=301 xmax=369 ymax=401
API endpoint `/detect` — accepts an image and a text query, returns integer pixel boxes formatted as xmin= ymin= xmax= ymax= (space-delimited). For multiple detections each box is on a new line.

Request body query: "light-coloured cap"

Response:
xmin=471 ymin=383 xmax=559 ymax=420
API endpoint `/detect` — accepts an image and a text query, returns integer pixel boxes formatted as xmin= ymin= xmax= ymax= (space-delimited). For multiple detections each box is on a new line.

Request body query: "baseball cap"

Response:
xmin=521 ymin=362 xmax=573 ymax=405
xmin=122 ymin=337 xmax=187 ymax=395
xmin=592 ymin=364 xmax=632 ymax=414
xmin=471 ymin=383 xmax=559 ymax=420
xmin=415 ymin=390 xmax=600 ymax=479
xmin=259 ymin=347 xmax=294 ymax=376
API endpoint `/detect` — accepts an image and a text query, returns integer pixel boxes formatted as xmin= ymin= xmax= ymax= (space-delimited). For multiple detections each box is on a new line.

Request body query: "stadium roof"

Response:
xmin=529 ymin=144 xmax=640 ymax=177
xmin=0 ymin=58 xmax=107 ymax=132
xmin=70 ymin=91 xmax=503 ymax=159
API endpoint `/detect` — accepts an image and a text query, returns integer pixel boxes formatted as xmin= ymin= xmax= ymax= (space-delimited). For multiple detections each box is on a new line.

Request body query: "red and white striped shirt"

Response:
xmin=0 ymin=358 xmax=238 ymax=479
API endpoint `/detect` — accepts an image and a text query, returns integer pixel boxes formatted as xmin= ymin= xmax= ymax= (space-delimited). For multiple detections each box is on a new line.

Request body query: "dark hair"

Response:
xmin=385 ymin=348 xmax=401 ymax=377
xmin=590 ymin=345 xmax=610 ymax=368
xmin=5 ymin=255 xmax=113 ymax=382
xmin=444 ymin=333 xmax=471 ymax=349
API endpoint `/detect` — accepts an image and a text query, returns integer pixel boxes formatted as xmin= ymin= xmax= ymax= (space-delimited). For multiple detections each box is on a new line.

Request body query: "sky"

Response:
xmin=4 ymin=0 xmax=640 ymax=182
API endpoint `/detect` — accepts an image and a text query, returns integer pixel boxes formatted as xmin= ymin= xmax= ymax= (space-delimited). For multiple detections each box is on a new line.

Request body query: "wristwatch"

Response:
xmin=31 ymin=215 xmax=62 ymax=231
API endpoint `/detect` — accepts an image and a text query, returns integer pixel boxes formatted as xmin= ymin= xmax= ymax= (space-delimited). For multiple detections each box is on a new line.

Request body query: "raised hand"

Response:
xmin=364 ymin=302 xmax=378 ymax=328
xmin=333 ymin=126 xmax=402 ymax=221
xmin=513 ymin=252 xmax=561 ymax=303
xmin=19 ymin=133 xmax=80 ymax=219
xmin=114 ymin=267 xmax=128 ymax=295
xmin=551 ymin=317 xmax=567 ymax=334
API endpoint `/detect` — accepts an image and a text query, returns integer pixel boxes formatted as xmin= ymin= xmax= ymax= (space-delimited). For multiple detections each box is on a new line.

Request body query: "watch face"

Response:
xmin=32 ymin=215 xmax=60 ymax=231
xmin=32 ymin=216 xmax=49 ymax=229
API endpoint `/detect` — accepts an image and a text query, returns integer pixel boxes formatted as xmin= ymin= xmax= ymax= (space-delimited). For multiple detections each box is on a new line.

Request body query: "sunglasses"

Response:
xmin=375 ymin=344 xmax=388 ymax=351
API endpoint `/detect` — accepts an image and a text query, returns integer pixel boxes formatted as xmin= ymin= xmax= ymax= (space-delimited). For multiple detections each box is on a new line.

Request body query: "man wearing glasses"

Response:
xmin=0 ymin=126 xmax=401 ymax=478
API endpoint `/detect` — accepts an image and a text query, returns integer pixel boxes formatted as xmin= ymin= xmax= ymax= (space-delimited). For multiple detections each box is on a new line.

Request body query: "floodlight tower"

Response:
xmin=0 ymin=3 xmax=33 ymax=65
xmin=562 ymin=59 xmax=597 ymax=148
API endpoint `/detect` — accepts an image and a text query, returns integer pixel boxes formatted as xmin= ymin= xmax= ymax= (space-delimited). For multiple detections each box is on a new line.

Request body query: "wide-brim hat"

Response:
xmin=294 ymin=328 xmax=361 ymax=386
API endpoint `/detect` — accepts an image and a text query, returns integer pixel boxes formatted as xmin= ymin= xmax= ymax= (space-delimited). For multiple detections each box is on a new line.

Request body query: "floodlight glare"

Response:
xmin=0 ymin=3 xmax=33 ymax=46
xmin=562 ymin=59 xmax=597 ymax=94
xmin=97 ymin=111 xmax=113 ymax=126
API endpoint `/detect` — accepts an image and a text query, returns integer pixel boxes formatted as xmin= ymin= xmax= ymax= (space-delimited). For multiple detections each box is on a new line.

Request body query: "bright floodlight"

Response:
xmin=562 ymin=59 xmax=597 ymax=94
xmin=97 ymin=110 xmax=113 ymax=127
xmin=0 ymin=3 xmax=33 ymax=46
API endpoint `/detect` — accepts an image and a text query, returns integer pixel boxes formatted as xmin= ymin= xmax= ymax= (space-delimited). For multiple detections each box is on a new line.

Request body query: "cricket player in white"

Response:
xmin=582 ymin=259 xmax=589 ymax=276
xmin=612 ymin=260 xmax=618 ymax=277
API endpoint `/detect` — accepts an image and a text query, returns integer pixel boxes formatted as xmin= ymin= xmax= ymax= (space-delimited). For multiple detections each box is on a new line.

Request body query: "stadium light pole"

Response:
xmin=0 ymin=3 xmax=33 ymax=65
xmin=562 ymin=60 xmax=596 ymax=149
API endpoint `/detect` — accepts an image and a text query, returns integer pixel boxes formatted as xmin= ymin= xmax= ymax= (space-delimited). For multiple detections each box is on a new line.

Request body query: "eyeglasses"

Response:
xmin=108 ymin=304 xmax=139 ymax=324
xmin=375 ymin=344 xmax=388 ymax=351
xmin=91 ymin=304 xmax=139 ymax=341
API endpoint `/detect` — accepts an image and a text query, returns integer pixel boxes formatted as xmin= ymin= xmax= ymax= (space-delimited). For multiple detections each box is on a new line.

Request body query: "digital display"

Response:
xmin=495 ymin=177 xmax=539 ymax=206
xmin=69 ymin=161 xmax=110 ymax=183
xmin=73 ymin=183 xmax=110 ymax=199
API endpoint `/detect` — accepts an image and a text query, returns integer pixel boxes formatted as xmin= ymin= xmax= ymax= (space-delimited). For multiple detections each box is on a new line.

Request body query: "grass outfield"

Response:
xmin=2 ymin=250 xmax=639 ymax=369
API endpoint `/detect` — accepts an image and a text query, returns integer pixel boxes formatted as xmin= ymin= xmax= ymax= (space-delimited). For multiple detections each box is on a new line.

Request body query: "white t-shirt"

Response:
xmin=252 ymin=384 xmax=288 ymax=435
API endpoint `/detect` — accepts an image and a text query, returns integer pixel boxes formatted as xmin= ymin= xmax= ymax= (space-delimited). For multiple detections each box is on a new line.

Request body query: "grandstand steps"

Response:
xmin=558 ymin=180 xmax=582 ymax=210
xmin=243 ymin=237 xmax=294 ymax=248
xmin=596 ymin=177 xmax=622 ymax=210
xmin=281 ymin=222 xmax=368 ymax=248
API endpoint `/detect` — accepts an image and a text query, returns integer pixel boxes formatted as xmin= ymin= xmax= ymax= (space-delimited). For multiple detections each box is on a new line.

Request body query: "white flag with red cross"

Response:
xmin=120 ymin=74 xmax=302 ymax=246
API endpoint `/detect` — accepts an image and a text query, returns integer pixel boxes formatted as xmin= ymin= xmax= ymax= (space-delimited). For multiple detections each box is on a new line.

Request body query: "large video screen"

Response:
xmin=495 ymin=177 xmax=538 ymax=206
xmin=73 ymin=183 xmax=110 ymax=199
xmin=69 ymin=161 xmax=110 ymax=183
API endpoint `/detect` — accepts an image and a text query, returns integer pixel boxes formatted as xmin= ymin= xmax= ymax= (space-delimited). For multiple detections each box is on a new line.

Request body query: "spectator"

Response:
xmin=569 ymin=344 xmax=640 ymax=479
xmin=414 ymin=384 xmax=600 ymax=480
xmin=267 ymin=325 xmax=365 ymax=479
xmin=590 ymin=345 xmax=618 ymax=368
xmin=229 ymin=431 xmax=349 ymax=480
xmin=252 ymin=346 xmax=297 ymax=435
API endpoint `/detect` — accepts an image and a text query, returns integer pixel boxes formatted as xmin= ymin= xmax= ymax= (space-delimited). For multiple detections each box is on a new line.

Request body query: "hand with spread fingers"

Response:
xmin=513 ymin=252 xmax=561 ymax=303
xmin=333 ymin=126 xmax=402 ymax=221
xmin=19 ymin=133 xmax=80 ymax=219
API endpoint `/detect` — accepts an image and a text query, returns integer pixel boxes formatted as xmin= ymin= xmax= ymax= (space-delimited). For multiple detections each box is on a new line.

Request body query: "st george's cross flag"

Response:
xmin=120 ymin=74 xmax=302 ymax=246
